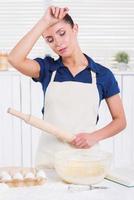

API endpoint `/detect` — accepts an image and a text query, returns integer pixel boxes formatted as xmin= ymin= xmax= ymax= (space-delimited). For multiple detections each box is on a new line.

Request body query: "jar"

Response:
xmin=0 ymin=52 xmax=8 ymax=71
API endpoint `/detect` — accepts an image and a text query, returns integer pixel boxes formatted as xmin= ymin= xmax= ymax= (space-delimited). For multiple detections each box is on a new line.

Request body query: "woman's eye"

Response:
xmin=60 ymin=31 xmax=65 ymax=36
xmin=46 ymin=37 xmax=53 ymax=43
xmin=48 ymin=39 xmax=53 ymax=43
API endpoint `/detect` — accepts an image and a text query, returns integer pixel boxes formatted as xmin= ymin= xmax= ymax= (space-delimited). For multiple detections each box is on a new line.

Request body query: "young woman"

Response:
xmin=8 ymin=6 xmax=126 ymax=168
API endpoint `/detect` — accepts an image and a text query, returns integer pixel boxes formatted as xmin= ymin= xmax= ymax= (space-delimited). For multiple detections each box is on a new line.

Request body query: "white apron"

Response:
xmin=35 ymin=69 xmax=100 ymax=168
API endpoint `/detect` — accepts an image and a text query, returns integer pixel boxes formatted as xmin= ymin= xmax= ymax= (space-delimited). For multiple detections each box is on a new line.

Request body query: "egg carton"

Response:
xmin=0 ymin=167 xmax=47 ymax=187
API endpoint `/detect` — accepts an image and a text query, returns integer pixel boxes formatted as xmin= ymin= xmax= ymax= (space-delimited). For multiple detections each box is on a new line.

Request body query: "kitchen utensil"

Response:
xmin=68 ymin=184 xmax=108 ymax=192
xmin=106 ymin=167 xmax=134 ymax=187
xmin=7 ymin=108 xmax=75 ymax=142
xmin=54 ymin=149 xmax=112 ymax=185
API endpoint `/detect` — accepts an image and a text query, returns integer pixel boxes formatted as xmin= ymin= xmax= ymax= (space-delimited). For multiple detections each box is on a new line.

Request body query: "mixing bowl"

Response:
xmin=54 ymin=149 xmax=112 ymax=185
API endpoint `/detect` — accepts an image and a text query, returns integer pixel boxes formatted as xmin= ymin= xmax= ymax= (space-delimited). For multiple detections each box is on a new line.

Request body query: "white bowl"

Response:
xmin=54 ymin=149 xmax=112 ymax=185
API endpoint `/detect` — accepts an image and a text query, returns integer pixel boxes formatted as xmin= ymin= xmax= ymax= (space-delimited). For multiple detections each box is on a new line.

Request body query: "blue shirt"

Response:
xmin=32 ymin=54 xmax=120 ymax=115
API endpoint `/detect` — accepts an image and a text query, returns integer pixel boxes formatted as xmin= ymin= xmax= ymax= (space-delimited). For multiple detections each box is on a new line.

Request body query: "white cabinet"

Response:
xmin=0 ymin=71 xmax=43 ymax=167
xmin=0 ymin=70 xmax=134 ymax=167
xmin=0 ymin=72 xmax=22 ymax=166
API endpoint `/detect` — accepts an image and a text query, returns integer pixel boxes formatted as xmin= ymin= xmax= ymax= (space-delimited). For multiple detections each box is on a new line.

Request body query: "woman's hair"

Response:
xmin=63 ymin=14 xmax=74 ymax=28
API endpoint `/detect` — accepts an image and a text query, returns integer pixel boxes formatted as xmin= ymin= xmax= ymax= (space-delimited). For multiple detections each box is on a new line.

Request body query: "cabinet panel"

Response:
xmin=30 ymin=80 xmax=43 ymax=167
xmin=112 ymin=75 xmax=125 ymax=167
xmin=121 ymin=75 xmax=134 ymax=165
xmin=20 ymin=76 xmax=32 ymax=167
xmin=0 ymin=74 xmax=22 ymax=166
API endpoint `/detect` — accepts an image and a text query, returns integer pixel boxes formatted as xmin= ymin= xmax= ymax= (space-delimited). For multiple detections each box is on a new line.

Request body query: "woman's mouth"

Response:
xmin=58 ymin=47 xmax=67 ymax=54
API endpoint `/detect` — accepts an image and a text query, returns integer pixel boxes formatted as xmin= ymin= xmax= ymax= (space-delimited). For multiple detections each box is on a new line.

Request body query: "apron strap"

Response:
xmin=50 ymin=70 xmax=57 ymax=82
xmin=91 ymin=71 xmax=96 ymax=84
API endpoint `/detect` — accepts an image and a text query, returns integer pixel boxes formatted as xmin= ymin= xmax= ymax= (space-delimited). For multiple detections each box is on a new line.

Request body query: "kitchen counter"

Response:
xmin=0 ymin=169 xmax=133 ymax=200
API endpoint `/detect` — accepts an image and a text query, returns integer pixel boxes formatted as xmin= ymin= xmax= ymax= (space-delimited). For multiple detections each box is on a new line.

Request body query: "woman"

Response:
xmin=8 ymin=6 xmax=126 ymax=168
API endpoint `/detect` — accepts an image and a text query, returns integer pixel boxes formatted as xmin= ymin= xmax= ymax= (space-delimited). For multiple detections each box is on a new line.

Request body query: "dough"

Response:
xmin=58 ymin=160 xmax=105 ymax=181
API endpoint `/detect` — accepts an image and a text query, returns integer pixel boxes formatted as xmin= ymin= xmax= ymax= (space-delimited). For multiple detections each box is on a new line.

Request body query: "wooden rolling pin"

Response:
xmin=7 ymin=108 xmax=75 ymax=143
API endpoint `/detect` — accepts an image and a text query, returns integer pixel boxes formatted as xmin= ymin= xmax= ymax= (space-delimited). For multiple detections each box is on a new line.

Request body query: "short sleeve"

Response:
xmin=102 ymin=69 xmax=120 ymax=99
xmin=32 ymin=56 xmax=53 ymax=83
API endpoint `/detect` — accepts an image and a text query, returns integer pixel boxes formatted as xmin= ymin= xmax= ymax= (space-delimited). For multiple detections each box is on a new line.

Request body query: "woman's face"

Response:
xmin=42 ymin=20 xmax=78 ymax=57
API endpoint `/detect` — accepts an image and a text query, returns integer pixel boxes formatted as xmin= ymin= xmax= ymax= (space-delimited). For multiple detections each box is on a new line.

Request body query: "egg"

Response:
xmin=0 ymin=172 xmax=12 ymax=182
xmin=13 ymin=172 xmax=23 ymax=180
xmin=0 ymin=171 xmax=8 ymax=178
xmin=36 ymin=170 xmax=47 ymax=179
xmin=24 ymin=172 xmax=35 ymax=179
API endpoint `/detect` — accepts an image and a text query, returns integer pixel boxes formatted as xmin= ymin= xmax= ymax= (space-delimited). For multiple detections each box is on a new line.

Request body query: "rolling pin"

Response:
xmin=7 ymin=108 xmax=75 ymax=143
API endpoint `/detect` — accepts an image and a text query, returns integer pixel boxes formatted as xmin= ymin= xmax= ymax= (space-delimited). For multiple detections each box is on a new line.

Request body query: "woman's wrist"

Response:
xmin=39 ymin=17 xmax=49 ymax=27
xmin=87 ymin=132 xmax=100 ymax=144
xmin=37 ymin=18 xmax=50 ymax=33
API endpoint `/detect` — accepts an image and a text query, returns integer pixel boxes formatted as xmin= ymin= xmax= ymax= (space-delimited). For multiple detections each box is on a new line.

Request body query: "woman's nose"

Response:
xmin=55 ymin=37 xmax=62 ymax=47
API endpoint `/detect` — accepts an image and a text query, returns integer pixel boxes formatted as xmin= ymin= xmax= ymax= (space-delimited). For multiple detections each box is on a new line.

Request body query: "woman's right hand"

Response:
xmin=42 ymin=6 xmax=69 ymax=28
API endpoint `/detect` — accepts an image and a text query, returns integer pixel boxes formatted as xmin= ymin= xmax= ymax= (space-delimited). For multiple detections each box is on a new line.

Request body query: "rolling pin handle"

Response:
xmin=7 ymin=107 xmax=30 ymax=122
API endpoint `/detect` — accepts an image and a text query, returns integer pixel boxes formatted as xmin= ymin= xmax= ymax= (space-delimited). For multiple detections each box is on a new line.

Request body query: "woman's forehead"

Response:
xmin=43 ymin=21 xmax=70 ymax=37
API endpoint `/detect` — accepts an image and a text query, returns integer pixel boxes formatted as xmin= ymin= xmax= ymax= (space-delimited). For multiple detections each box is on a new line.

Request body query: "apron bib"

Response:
xmin=35 ymin=70 xmax=100 ymax=168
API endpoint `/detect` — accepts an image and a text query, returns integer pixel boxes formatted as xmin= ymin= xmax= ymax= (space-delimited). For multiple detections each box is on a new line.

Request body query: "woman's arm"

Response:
xmin=94 ymin=94 xmax=126 ymax=140
xmin=8 ymin=19 xmax=49 ymax=78
xmin=71 ymin=94 xmax=127 ymax=148
xmin=8 ymin=6 xmax=69 ymax=78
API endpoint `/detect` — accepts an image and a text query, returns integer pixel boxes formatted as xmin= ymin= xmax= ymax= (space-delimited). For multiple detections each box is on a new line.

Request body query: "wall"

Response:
xmin=0 ymin=0 xmax=134 ymax=66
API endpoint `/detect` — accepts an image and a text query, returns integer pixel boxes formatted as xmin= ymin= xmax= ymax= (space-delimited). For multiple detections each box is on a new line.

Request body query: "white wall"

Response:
xmin=50 ymin=0 xmax=134 ymax=67
xmin=0 ymin=0 xmax=134 ymax=66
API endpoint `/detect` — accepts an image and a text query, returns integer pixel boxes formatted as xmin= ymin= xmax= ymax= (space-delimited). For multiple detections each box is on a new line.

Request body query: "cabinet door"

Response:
xmin=29 ymin=79 xmax=43 ymax=167
xmin=111 ymin=75 xmax=134 ymax=167
xmin=0 ymin=73 xmax=43 ymax=167
xmin=0 ymin=74 xmax=22 ymax=166
xmin=118 ymin=75 xmax=134 ymax=166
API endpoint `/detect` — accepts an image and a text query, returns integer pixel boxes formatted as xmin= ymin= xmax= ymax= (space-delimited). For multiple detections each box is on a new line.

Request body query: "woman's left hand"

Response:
xmin=70 ymin=133 xmax=98 ymax=149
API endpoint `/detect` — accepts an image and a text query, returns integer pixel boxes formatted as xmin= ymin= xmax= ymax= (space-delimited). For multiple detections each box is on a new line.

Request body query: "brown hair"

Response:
xmin=63 ymin=14 xmax=74 ymax=28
